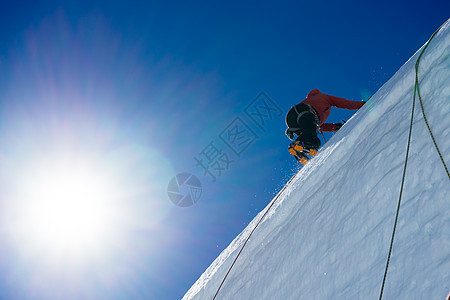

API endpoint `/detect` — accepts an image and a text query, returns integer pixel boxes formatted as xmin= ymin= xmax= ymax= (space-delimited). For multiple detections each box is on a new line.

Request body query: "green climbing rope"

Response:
xmin=379 ymin=19 xmax=449 ymax=300
xmin=414 ymin=37 xmax=450 ymax=179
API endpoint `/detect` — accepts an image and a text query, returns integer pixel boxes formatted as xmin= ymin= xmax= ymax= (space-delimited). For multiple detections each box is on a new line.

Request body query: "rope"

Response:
xmin=414 ymin=36 xmax=450 ymax=179
xmin=378 ymin=81 xmax=415 ymax=300
xmin=379 ymin=21 xmax=447 ymax=300
xmin=379 ymin=20 xmax=448 ymax=300
xmin=213 ymin=172 xmax=298 ymax=299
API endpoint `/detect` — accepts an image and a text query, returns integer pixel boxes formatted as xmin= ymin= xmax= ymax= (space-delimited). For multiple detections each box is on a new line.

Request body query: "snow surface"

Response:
xmin=184 ymin=20 xmax=450 ymax=300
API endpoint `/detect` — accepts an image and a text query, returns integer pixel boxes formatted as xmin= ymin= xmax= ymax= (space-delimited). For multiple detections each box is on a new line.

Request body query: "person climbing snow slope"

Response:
xmin=285 ymin=89 xmax=364 ymax=163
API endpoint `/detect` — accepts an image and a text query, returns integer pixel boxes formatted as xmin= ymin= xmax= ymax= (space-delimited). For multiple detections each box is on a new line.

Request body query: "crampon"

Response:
xmin=288 ymin=141 xmax=318 ymax=165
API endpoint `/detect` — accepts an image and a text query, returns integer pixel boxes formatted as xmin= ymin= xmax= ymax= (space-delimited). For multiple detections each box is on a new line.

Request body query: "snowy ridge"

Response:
xmin=184 ymin=20 xmax=450 ymax=300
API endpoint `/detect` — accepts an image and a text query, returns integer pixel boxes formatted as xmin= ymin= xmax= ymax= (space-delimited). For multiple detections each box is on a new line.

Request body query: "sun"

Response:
xmin=12 ymin=153 xmax=120 ymax=260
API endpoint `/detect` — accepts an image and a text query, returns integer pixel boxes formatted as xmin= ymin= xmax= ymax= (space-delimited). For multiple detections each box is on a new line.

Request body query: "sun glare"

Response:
xmin=15 ymin=155 xmax=119 ymax=259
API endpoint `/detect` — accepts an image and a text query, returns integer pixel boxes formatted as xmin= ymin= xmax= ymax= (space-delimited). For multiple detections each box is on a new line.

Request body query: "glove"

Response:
xmin=335 ymin=122 xmax=344 ymax=131
xmin=285 ymin=128 xmax=295 ymax=140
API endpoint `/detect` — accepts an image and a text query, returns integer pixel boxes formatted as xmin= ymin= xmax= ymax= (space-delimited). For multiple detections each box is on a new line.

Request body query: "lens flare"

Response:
xmin=9 ymin=154 xmax=121 ymax=261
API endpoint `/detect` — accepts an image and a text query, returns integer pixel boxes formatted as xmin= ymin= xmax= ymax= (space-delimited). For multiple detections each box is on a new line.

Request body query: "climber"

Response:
xmin=285 ymin=89 xmax=365 ymax=163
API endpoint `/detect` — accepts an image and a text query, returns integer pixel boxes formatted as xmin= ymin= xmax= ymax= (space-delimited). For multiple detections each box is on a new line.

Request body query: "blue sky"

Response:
xmin=0 ymin=1 xmax=448 ymax=299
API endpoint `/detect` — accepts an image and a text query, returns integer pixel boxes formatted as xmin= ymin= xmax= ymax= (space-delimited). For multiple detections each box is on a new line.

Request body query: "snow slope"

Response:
xmin=184 ymin=20 xmax=450 ymax=300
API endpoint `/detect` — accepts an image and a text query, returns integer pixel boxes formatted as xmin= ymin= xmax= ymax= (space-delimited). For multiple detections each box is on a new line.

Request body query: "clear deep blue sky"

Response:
xmin=0 ymin=1 xmax=448 ymax=299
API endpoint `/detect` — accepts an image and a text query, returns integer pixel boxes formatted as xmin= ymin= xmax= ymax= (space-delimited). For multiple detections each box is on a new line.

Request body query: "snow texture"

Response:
xmin=184 ymin=20 xmax=450 ymax=300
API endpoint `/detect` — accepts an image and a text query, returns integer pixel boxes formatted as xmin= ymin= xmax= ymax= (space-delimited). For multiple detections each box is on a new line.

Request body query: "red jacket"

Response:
xmin=300 ymin=89 xmax=364 ymax=132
